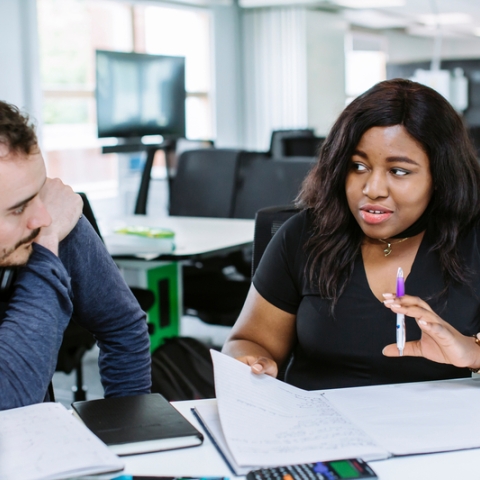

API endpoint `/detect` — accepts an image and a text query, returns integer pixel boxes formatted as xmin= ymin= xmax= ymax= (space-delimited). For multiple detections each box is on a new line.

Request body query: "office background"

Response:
xmin=3 ymin=0 xmax=480 ymax=404
xmin=3 ymin=0 xmax=480 ymax=223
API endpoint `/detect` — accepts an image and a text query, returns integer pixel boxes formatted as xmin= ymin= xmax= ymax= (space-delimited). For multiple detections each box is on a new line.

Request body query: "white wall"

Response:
xmin=306 ymin=9 xmax=346 ymax=137
xmin=0 ymin=0 xmax=42 ymax=129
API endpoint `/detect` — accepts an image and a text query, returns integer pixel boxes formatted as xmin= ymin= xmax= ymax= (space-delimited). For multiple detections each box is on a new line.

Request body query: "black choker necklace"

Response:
xmin=392 ymin=206 xmax=430 ymax=239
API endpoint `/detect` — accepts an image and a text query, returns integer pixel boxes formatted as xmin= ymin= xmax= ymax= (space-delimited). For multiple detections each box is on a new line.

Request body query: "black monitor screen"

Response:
xmin=96 ymin=50 xmax=186 ymax=139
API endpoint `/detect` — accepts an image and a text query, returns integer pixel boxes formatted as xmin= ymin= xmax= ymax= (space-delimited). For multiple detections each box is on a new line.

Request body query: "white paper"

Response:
xmin=325 ymin=378 xmax=480 ymax=456
xmin=0 ymin=402 xmax=124 ymax=480
xmin=211 ymin=350 xmax=388 ymax=467
xmin=194 ymin=403 xmax=254 ymax=475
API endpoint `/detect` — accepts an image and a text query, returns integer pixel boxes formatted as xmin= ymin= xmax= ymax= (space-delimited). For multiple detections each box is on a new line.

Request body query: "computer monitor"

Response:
xmin=96 ymin=50 xmax=186 ymax=139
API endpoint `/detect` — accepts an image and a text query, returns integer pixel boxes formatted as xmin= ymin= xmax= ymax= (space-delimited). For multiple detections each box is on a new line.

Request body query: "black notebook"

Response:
xmin=72 ymin=393 xmax=204 ymax=456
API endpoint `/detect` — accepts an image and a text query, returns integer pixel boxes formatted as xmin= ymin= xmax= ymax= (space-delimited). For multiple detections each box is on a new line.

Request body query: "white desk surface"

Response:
xmin=101 ymin=216 xmax=255 ymax=260
xmin=120 ymin=398 xmax=480 ymax=480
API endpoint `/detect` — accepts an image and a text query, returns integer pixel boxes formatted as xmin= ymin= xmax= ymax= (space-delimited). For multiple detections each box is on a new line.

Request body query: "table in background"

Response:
xmin=102 ymin=216 xmax=255 ymax=260
xmin=102 ymin=216 xmax=255 ymax=350
xmin=119 ymin=398 xmax=480 ymax=480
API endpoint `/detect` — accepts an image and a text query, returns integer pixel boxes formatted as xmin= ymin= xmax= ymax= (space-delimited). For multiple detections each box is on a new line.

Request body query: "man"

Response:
xmin=0 ymin=101 xmax=151 ymax=410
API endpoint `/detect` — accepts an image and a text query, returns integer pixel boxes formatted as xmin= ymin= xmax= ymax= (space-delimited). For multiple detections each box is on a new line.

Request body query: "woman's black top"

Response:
xmin=253 ymin=210 xmax=480 ymax=390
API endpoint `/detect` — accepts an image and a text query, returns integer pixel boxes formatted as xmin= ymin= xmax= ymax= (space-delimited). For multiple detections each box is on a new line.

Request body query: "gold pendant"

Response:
xmin=383 ymin=244 xmax=392 ymax=256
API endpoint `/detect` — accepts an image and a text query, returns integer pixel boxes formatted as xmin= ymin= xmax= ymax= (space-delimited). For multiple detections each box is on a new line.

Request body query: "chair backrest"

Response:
xmin=169 ymin=148 xmax=243 ymax=218
xmin=232 ymin=156 xmax=314 ymax=219
xmin=281 ymin=136 xmax=325 ymax=158
xmin=77 ymin=192 xmax=103 ymax=240
xmin=251 ymin=205 xmax=300 ymax=277
xmin=269 ymin=129 xmax=314 ymax=158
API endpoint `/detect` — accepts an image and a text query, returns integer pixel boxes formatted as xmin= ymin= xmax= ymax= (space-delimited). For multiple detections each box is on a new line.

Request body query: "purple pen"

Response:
xmin=396 ymin=267 xmax=405 ymax=356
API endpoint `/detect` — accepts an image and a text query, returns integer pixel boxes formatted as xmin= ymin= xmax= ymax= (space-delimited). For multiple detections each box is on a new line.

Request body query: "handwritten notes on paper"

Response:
xmin=211 ymin=350 xmax=388 ymax=467
xmin=0 ymin=402 xmax=123 ymax=480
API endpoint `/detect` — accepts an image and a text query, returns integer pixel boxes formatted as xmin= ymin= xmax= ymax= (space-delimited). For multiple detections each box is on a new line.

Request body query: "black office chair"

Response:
xmin=269 ymin=129 xmax=315 ymax=158
xmin=281 ymin=136 xmax=325 ymax=158
xmin=251 ymin=205 xmax=301 ymax=379
xmin=252 ymin=205 xmax=301 ymax=276
xmin=182 ymin=154 xmax=314 ymax=326
xmin=232 ymin=156 xmax=315 ymax=219
xmin=169 ymin=148 xmax=243 ymax=217
xmin=168 ymin=149 xmax=253 ymax=326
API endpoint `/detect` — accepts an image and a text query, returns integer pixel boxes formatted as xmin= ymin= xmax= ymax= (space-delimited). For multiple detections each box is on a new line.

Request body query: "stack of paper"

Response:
xmin=195 ymin=350 xmax=480 ymax=475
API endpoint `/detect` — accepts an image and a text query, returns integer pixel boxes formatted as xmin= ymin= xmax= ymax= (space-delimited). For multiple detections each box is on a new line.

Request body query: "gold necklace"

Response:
xmin=377 ymin=237 xmax=409 ymax=257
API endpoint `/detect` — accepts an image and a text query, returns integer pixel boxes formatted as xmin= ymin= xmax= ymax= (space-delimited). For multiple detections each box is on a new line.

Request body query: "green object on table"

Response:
xmin=115 ymin=226 xmax=175 ymax=238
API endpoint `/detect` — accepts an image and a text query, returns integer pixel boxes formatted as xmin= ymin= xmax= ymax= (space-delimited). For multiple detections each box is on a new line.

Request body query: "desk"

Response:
xmin=119 ymin=398 xmax=480 ymax=480
xmin=102 ymin=216 xmax=255 ymax=260
xmin=102 ymin=216 xmax=255 ymax=349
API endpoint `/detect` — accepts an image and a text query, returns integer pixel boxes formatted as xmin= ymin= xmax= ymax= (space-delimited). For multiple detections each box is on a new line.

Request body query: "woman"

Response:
xmin=222 ymin=78 xmax=480 ymax=390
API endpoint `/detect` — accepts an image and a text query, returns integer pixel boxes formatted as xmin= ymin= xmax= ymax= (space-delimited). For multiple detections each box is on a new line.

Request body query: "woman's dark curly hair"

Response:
xmin=0 ymin=101 xmax=38 ymax=155
xmin=298 ymin=78 xmax=480 ymax=306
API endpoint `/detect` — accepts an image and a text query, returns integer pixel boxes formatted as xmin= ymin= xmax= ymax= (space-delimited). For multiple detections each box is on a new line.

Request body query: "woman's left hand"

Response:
xmin=382 ymin=294 xmax=480 ymax=369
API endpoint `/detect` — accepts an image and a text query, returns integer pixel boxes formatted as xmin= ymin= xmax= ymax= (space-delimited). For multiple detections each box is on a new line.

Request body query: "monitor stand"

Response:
xmin=134 ymin=140 xmax=176 ymax=215
xmin=101 ymin=138 xmax=177 ymax=215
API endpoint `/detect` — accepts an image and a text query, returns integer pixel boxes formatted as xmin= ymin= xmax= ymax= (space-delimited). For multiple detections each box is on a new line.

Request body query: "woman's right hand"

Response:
xmin=235 ymin=355 xmax=278 ymax=377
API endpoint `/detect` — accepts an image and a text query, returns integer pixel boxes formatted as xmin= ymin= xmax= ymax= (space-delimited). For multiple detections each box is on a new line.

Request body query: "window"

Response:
xmin=345 ymin=31 xmax=387 ymax=104
xmin=37 ymin=0 xmax=213 ymax=212
xmin=143 ymin=5 xmax=213 ymax=140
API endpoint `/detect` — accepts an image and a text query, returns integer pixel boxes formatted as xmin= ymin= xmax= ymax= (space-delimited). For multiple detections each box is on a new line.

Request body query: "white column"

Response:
xmin=0 ymin=0 xmax=42 ymax=130
xmin=306 ymin=10 xmax=347 ymax=137
xmin=212 ymin=3 xmax=245 ymax=148
xmin=242 ymin=7 xmax=308 ymax=151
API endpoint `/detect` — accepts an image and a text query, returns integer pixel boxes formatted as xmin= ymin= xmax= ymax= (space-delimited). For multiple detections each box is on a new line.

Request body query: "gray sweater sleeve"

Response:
xmin=0 ymin=217 xmax=151 ymax=410
xmin=0 ymin=244 xmax=73 ymax=410
xmin=58 ymin=217 xmax=151 ymax=397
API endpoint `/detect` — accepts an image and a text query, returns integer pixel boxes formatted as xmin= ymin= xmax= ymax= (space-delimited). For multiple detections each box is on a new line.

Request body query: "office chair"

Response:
xmin=169 ymin=148 xmax=243 ymax=217
xmin=168 ymin=149 xmax=256 ymax=326
xmin=251 ymin=205 xmax=301 ymax=379
xmin=180 ymin=154 xmax=313 ymax=326
xmin=252 ymin=205 xmax=301 ymax=277
xmin=232 ymin=156 xmax=315 ymax=219
xmin=281 ymin=135 xmax=325 ymax=158
xmin=269 ymin=129 xmax=315 ymax=158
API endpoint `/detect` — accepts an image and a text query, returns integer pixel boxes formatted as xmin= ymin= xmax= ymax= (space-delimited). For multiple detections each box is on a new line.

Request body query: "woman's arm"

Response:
xmin=382 ymin=294 xmax=480 ymax=370
xmin=222 ymin=285 xmax=296 ymax=377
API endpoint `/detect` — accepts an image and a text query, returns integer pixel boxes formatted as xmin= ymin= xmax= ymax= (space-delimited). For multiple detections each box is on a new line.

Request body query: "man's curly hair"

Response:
xmin=0 ymin=101 xmax=38 ymax=156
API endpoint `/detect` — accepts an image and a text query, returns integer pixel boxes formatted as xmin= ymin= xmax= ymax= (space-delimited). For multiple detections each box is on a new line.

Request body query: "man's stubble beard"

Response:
xmin=0 ymin=228 xmax=41 ymax=266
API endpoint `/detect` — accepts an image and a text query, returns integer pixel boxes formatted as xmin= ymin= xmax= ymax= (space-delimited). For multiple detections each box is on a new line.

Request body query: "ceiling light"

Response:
xmin=417 ymin=13 xmax=473 ymax=26
xmin=333 ymin=0 xmax=406 ymax=8
xmin=343 ymin=9 xmax=409 ymax=29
